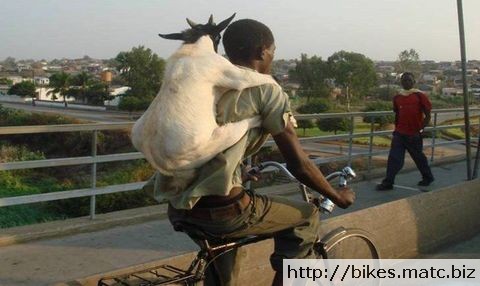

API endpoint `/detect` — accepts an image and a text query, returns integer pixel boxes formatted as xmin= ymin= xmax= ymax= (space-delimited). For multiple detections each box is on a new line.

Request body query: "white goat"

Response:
xmin=131 ymin=14 xmax=279 ymax=178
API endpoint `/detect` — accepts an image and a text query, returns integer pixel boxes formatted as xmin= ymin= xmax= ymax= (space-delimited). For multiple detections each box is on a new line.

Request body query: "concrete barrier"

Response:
xmin=34 ymin=100 xmax=107 ymax=111
xmin=0 ymin=95 xmax=31 ymax=103
xmin=59 ymin=179 xmax=479 ymax=286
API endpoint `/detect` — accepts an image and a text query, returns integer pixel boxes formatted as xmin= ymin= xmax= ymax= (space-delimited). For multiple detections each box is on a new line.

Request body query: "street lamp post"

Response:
xmin=456 ymin=0 xmax=472 ymax=180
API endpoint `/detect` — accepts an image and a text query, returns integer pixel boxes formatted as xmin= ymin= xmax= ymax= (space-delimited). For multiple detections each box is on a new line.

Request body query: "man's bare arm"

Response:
xmin=423 ymin=110 xmax=431 ymax=129
xmin=272 ymin=122 xmax=355 ymax=208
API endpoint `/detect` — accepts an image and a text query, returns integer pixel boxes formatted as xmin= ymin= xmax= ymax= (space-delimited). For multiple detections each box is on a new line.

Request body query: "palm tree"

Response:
xmin=73 ymin=71 xmax=92 ymax=103
xmin=48 ymin=72 xmax=71 ymax=107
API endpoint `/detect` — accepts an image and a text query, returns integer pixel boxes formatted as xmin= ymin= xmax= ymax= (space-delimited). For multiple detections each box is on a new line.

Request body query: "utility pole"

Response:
xmin=456 ymin=0 xmax=472 ymax=180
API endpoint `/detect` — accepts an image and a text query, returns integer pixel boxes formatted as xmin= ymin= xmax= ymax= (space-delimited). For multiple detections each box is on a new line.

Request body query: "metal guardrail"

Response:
xmin=0 ymin=108 xmax=479 ymax=218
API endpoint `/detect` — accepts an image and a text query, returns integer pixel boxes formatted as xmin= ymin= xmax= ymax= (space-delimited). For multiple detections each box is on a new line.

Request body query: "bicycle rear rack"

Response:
xmin=98 ymin=264 xmax=196 ymax=286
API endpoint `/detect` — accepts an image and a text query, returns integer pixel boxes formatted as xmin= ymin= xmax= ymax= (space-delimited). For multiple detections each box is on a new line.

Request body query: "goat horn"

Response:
xmin=216 ymin=13 xmax=236 ymax=32
xmin=208 ymin=14 xmax=214 ymax=25
xmin=158 ymin=33 xmax=184 ymax=41
xmin=186 ymin=18 xmax=197 ymax=28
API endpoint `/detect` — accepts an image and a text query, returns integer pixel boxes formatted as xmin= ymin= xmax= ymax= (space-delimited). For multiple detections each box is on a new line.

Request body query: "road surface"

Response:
xmin=0 ymin=102 xmax=138 ymax=123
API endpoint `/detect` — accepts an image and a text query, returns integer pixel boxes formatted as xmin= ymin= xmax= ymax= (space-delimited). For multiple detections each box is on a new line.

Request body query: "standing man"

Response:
xmin=377 ymin=72 xmax=434 ymax=191
xmin=146 ymin=18 xmax=355 ymax=285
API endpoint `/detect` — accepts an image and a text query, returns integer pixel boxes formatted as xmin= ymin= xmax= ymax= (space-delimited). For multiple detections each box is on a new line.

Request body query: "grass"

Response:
xmin=295 ymin=122 xmax=393 ymax=147
xmin=439 ymin=116 xmax=480 ymax=140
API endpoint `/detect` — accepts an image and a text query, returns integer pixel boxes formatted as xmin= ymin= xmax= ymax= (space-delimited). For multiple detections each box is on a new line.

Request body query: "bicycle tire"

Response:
xmin=290 ymin=227 xmax=380 ymax=286
xmin=319 ymin=227 xmax=380 ymax=259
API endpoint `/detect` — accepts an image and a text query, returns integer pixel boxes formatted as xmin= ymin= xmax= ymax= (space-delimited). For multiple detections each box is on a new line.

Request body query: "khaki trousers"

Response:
xmin=168 ymin=191 xmax=321 ymax=286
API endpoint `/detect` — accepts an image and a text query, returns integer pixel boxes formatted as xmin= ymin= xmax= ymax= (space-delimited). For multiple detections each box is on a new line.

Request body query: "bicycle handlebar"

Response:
xmin=250 ymin=161 xmax=356 ymax=214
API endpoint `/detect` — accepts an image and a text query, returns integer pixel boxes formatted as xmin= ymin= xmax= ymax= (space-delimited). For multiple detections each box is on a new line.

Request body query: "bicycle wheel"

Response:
xmin=319 ymin=227 xmax=379 ymax=259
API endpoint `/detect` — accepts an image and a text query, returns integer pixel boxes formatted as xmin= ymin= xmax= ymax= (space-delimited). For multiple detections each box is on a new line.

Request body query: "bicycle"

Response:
xmin=98 ymin=161 xmax=379 ymax=286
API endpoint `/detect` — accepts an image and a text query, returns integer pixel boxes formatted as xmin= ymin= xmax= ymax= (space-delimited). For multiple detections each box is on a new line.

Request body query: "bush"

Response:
xmin=370 ymin=86 xmax=397 ymax=101
xmin=316 ymin=110 xmax=353 ymax=134
xmin=118 ymin=96 xmax=152 ymax=112
xmin=362 ymin=101 xmax=395 ymax=128
xmin=296 ymin=98 xmax=330 ymax=114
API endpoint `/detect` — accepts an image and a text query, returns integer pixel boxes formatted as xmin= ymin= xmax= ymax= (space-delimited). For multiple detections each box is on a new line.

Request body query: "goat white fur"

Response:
xmin=131 ymin=35 xmax=279 ymax=177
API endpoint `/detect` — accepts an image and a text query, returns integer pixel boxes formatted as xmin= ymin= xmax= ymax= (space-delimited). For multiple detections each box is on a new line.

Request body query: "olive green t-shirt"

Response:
xmin=143 ymin=75 xmax=295 ymax=209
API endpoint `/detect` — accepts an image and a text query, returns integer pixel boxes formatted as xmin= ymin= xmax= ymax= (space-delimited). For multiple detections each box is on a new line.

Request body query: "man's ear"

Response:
xmin=255 ymin=45 xmax=268 ymax=61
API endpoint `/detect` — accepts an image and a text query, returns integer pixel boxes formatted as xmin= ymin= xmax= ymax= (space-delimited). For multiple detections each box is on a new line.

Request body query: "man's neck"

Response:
xmin=399 ymin=88 xmax=421 ymax=95
xmin=230 ymin=59 xmax=263 ymax=73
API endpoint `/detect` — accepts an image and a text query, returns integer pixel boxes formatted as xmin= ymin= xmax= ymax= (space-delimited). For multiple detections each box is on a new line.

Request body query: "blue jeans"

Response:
xmin=383 ymin=132 xmax=434 ymax=185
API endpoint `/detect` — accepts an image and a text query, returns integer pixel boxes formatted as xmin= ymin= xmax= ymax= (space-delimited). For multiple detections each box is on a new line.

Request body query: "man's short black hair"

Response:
xmin=401 ymin=72 xmax=415 ymax=80
xmin=222 ymin=19 xmax=274 ymax=62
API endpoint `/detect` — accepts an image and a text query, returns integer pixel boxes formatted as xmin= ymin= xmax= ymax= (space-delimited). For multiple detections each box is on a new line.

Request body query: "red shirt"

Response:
xmin=393 ymin=91 xmax=432 ymax=136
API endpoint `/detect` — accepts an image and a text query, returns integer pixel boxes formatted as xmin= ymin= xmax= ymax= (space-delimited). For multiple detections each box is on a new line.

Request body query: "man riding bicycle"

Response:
xmin=145 ymin=18 xmax=355 ymax=286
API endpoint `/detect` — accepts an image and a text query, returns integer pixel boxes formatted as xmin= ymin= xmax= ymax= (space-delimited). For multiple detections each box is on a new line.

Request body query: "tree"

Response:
xmin=371 ymin=86 xmax=398 ymax=101
xmin=327 ymin=51 xmax=377 ymax=101
xmin=2 ymin=57 xmax=17 ymax=71
xmin=70 ymin=71 xmax=92 ymax=103
xmin=8 ymin=81 xmax=36 ymax=98
xmin=115 ymin=46 xmax=165 ymax=99
xmin=0 ymin=78 xmax=13 ymax=85
xmin=362 ymin=101 xmax=395 ymax=129
xmin=289 ymin=54 xmax=331 ymax=102
xmin=85 ymin=82 xmax=113 ymax=105
xmin=118 ymin=96 xmax=150 ymax=112
xmin=48 ymin=72 xmax=71 ymax=105
xmin=115 ymin=46 xmax=165 ymax=111
xmin=296 ymin=98 xmax=330 ymax=135
xmin=395 ymin=49 xmax=421 ymax=77
xmin=316 ymin=113 xmax=352 ymax=135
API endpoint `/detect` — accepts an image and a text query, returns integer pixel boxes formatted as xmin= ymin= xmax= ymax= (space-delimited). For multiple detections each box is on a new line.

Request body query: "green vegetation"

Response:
xmin=289 ymin=51 xmax=377 ymax=102
xmin=362 ymin=101 xmax=395 ymax=128
xmin=8 ymin=81 xmax=36 ymax=98
xmin=115 ymin=46 xmax=165 ymax=111
xmin=0 ymin=105 xmax=156 ymax=228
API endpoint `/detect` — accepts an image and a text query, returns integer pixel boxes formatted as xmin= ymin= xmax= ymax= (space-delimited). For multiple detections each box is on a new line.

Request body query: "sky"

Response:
xmin=1 ymin=0 xmax=479 ymax=62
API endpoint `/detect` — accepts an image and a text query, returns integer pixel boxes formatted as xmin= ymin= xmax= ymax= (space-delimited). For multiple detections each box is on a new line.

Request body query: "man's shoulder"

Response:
xmin=226 ymin=83 xmax=286 ymax=102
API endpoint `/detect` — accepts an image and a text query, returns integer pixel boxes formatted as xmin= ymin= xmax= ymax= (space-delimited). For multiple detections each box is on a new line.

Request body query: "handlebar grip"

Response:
xmin=247 ymin=166 xmax=262 ymax=175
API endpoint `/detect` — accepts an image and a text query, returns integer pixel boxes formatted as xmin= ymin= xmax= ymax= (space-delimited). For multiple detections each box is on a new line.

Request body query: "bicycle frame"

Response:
xmin=98 ymin=162 xmax=358 ymax=286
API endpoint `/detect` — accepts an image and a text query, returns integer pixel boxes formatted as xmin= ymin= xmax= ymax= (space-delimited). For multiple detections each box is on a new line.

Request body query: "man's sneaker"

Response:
xmin=418 ymin=177 xmax=434 ymax=186
xmin=376 ymin=182 xmax=393 ymax=191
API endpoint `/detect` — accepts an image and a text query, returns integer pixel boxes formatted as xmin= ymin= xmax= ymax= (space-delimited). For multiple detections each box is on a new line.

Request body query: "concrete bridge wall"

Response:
xmin=62 ymin=179 xmax=480 ymax=286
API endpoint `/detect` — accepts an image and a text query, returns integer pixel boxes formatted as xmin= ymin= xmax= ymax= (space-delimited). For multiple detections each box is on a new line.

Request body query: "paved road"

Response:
xmin=0 ymin=102 xmax=138 ymax=123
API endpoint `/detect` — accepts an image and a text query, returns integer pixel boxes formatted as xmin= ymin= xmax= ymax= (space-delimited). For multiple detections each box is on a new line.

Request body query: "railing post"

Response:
xmin=473 ymin=115 xmax=480 ymax=179
xmin=430 ymin=112 xmax=438 ymax=163
xmin=348 ymin=116 xmax=354 ymax=166
xmin=90 ymin=130 xmax=98 ymax=219
xmin=367 ymin=119 xmax=374 ymax=173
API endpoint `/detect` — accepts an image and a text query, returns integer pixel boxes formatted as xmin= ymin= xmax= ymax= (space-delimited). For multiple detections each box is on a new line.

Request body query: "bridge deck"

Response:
xmin=0 ymin=160 xmax=475 ymax=286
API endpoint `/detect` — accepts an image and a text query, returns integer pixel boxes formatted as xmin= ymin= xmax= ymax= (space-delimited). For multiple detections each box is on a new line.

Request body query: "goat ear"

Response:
xmin=159 ymin=33 xmax=184 ymax=41
xmin=216 ymin=13 xmax=236 ymax=33
xmin=186 ymin=18 xmax=197 ymax=28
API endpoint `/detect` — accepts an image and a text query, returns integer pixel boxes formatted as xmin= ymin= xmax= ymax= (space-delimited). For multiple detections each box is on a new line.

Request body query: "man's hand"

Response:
xmin=242 ymin=165 xmax=261 ymax=183
xmin=333 ymin=186 xmax=355 ymax=209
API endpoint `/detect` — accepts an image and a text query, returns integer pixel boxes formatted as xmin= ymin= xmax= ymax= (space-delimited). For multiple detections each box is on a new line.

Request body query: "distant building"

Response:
xmin=0 ymin=85 xmax=9 ymax=95
xmin=418 ymin=84 xmax=433 ymax=93
xmin=442 ymin=87 xmax=463 ymax=97
xmin=36 ymin=87 xmax=75 ymax=102
xmin=470 ymin=84 xmax=480 ymax=99
xmin=421 ymin=74 xmax=438 ymax=85
xmin=104 ymin=86 xmax=131 ymax=107
xmin=34 ymin=76 xmax=50 ymax=86
xmin=6 ymin=76 xmax=23 ymax=85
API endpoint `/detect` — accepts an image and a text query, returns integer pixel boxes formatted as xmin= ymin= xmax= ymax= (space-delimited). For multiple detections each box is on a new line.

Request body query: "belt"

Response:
xmin=174 ymin=188 xmax=251 ymax=221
